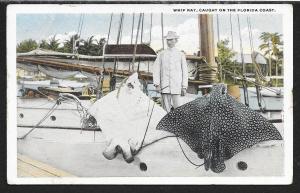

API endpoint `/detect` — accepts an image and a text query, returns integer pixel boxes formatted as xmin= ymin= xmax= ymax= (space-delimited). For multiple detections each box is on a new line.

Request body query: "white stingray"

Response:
xmin=88 ymin=73 xmax=171 ymax=162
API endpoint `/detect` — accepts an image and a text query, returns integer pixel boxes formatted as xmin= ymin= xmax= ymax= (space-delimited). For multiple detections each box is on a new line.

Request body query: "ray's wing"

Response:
xmin=156 ymin=96 xmax=211 ymax=154
xmin=157 ymin=84 xmax=282 ymax=173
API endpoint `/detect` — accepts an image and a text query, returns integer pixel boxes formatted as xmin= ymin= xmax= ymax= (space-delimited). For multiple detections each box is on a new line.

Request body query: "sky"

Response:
xmin=16 ymin=13 xmax=283 ymax=55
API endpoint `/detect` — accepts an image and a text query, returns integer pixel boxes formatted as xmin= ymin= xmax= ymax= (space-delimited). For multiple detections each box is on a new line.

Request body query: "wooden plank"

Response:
xmin=17 ymin=160 xmax=57 ymax=177
xmin=17 ymin=154 xmax=75 ymax=177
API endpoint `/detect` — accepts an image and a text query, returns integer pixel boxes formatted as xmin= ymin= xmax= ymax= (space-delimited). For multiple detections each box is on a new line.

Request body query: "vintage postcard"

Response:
xmin=7 ymin=3 xmax=293 ymax=184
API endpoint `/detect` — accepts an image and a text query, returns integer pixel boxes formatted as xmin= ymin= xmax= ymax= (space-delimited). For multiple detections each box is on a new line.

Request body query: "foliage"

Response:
xmin=259 ymin=32 xmax=283 ymax=76
xmin=62 ymin=34 xmax=80 ymax=53
xmin=39 ymin=39 xmax=49 ymax=50
xmin=47 ymin=35 xmax=60 ymax=51
xmin=217 ymin=39 xmax=236 ymax=66
xmin=77 ymin=36 xmax=106 ymax=56
xmin=216 ymin=39 xmax=238 ymax=83
xmin=77 ymin=36 xmax=96 ymax=55
xmin=17 ymin=33 xmax=107 ymax=56
xmin=94 ymin=37 xmax=106 ymax=56
xmin=16 ymin=39 xmax=38 ymax=53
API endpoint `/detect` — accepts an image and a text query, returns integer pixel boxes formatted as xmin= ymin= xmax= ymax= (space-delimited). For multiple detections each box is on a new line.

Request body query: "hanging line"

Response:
xmin=113 ymin=13 xmax=124 ymax=74
xmin=131 ymin=13 xmax=143 ymax=73
xmin=247 ymin=16 xmax=265 ymax=110
xmin=129 ymin=13 xmax=135 ymax=72
xmin=147 ymin=13 xmax=153 ymax=78
xmin=73 ymin=14 xmax=83 ymax=54
xmin=101 ymin=13 xmax=113 ymax=74
xmin=161 ymin=13 xmax=165 ymax=50
xmin=137 ymin=13 xmax=145 ymax=72
xmin=237 ymin=14 xmax=249 ymax=106
xmin=237 ymin=14 xmax=245 ymax=75
xmin=78 ymin=14 xmax=85 ymax=38
xmin=130 ymin=13 xmax=135 ymax=45
xmin=149 ymin=13 xmax=153 ymax=45
xmin=107 ymin=13 xmax=113 ymax=44
xmin=140 ymin=13 xmax=144 ymax=44
xmin=216 ymin=14 xmax=220 ymax=43
xmin=119 ymin=14 xmax=125 ymax=44
xmin=77 ymin=14 xmax=83 ymax=36
xmin=229 ymin=14 xmax=234 ymax=50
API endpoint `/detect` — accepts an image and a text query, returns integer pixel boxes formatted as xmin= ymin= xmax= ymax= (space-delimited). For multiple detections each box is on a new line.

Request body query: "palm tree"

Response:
xmin=78 ymin=36 xmax=97 ymax=55
xmin=216 ymin=39 xmax=237 ymax=83
xmin=39 ymin=39 xmax=49 ymax=50
xmin=259 ymin=32 xmax=283 ymax=77
xmin=63 ymin=34 xmax=80 ymax=53
xmin=48 ymin=35 xmax=60 ymax=51
xmin=16 ymin=39 xmax=38 ymax=53
xmin=94 ymin=37 xmax=106 ymax=56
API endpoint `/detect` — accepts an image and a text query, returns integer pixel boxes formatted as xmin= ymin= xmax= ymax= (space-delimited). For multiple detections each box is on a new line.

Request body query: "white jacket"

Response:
xmin=153 ymin=48 xmax=188 ymax=94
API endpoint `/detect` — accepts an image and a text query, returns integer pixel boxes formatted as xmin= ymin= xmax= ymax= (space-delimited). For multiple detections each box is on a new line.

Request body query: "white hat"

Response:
xmin=164 ymin=31 xmax=180 ymax=40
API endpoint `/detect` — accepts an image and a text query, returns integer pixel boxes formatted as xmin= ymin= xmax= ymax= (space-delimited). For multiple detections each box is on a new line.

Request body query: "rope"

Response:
xmin=17 ymin=93 xmax=97 ymax=140
xmin=176 ymin=137 xmax=206 ymax=168
xmin=229 ymin=14 xmax=234 ymax=50
xmin=17 ymin=101 xmax=59 ymax=140
xmin=130 ymin=13 xmax=135 ymax=44
xmin=113 ymin=13 xmax=124 ymax=74
xmin=149 ymin=13 xmax=153 ymax=45
xmin=216 ymin=14 xmax=220 ymax=43
xmin=140 ymin=13 xmax=144 ymax=44
xmin=107 ymin=13 xmax=113 ymax=44
xmin=237 ymin=14 xmax=245 ymax=75
xmin=237 ymin=14 xmax=249 ymax=106
xmin=137 ymin=13 xmax=145 ymax=72
xmin=247 ymin=16 xmax=264 ymax=110
xmin=132 ymin=13 xmax=143 ymax=72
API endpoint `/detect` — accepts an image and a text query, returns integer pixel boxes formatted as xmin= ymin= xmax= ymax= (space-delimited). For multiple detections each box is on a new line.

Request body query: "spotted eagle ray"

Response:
xmin=156 ymin=84 xmax=283 ymax=173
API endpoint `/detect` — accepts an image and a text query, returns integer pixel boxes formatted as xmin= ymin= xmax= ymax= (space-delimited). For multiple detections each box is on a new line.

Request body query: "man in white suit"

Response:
xmin=153 ymin=31 xmax=188 ymax=112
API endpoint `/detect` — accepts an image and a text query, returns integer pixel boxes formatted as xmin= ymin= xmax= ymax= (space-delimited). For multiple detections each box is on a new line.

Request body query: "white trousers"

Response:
xmin=161 ymin=94 xmax=183 ymax=113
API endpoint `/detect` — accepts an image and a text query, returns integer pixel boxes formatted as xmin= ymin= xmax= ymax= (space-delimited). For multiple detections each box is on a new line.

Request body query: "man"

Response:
xmin=153 ymin=31 xmax=188 ymax=112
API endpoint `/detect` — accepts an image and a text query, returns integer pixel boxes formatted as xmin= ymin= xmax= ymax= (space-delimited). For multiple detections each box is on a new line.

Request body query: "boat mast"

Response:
xmin=198 ymin=14 xmax=217 ymax=82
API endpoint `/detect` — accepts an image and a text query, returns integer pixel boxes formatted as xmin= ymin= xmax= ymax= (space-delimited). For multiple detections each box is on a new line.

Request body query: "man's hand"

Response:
xmin=154 ymin=84 xmax=161 ymax=92
xmin=181 ymin=88 xmax=187 ymax=96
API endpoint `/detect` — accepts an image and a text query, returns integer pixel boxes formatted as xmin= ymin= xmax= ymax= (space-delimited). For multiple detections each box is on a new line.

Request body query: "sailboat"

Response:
xmin=16 ymin=14 xmax=284 ymax=177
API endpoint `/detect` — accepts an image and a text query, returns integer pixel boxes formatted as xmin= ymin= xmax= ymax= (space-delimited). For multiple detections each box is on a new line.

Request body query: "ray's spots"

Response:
xmin=157 ymin=84 xmax=282 ymax=173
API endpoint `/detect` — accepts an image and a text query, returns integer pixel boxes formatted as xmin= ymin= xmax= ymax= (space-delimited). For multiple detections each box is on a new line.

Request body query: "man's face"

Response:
xmin=166 ymin=38 xmax=177 ymax=48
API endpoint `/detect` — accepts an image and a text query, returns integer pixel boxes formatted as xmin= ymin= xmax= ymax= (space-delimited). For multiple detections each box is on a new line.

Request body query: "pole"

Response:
xmin=198 ymin=14 xmax=217 ymax=82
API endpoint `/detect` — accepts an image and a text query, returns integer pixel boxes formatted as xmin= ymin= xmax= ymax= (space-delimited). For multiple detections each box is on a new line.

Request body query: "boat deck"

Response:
xmin=17 ymin=153 xmax=75 ymax=177
xmin=17 ymin=127 xmax=284 ymax=177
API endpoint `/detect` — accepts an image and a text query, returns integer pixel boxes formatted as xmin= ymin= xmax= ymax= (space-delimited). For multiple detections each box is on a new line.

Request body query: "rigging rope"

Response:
xmin=137 ymin=13 xmax=145 ymax=72
xmin=107 ymin=13 xmax=113 ymax=44
xmin=17 ymin=101 xmax=59 ymax=140
xmin=149 ymin=13 xmax=153 ymax=45
xmin=113 ymin=13 xmax=124 ymax=75
xmin=132 ymin=13 xmax=143 ymax=72
xmin=237 ymin=15 xmax=245 ymax=75
xmin=237 ymin=14 xmax=249 ymax=106
xmin=140 ymin=13 xmax=144 ymax=44
xmin=247 ymin=16 xmax=265 ymax=110
xmin=130 ymin=13 xmax=135 ymax=44
xmin=216 ymin=14 xmax=220 ymax=43
xmin=229 ymin=14 xmax=234 ymax=50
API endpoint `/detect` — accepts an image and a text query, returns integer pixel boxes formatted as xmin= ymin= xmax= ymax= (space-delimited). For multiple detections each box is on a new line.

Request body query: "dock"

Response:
xmin=17 ymin=153 xmax=75 ymax=177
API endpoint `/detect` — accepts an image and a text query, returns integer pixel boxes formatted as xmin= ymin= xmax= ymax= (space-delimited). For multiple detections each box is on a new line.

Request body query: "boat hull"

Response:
xmin=17 ymin=98 xmax=93 ymax=129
